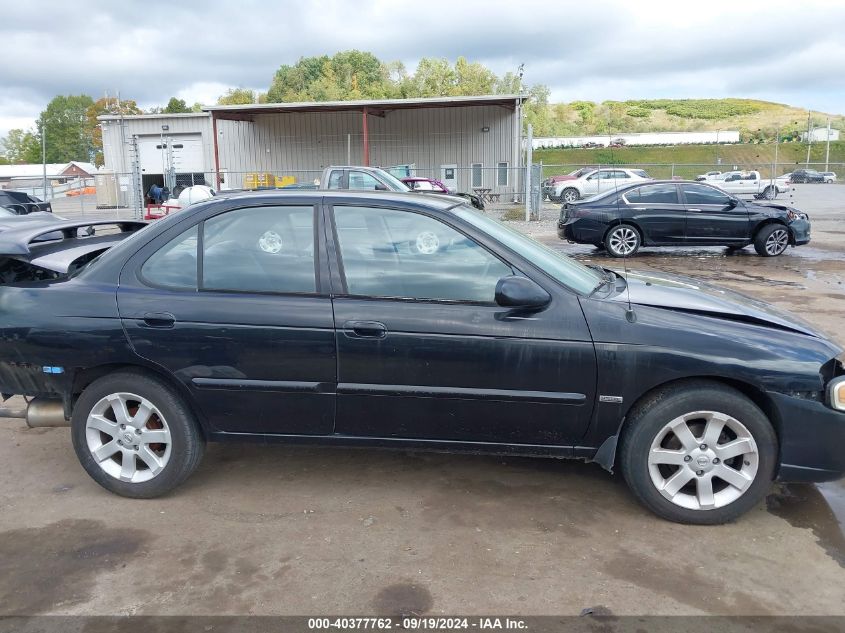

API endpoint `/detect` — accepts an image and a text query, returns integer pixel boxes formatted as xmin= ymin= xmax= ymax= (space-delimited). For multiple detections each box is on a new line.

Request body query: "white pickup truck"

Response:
xmin=702 ymin=171 xmax=791 ymax=200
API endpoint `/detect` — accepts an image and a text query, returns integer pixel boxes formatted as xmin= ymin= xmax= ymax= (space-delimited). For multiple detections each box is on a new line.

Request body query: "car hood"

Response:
xmin=608 ymin=270 xmax=824 ymax=338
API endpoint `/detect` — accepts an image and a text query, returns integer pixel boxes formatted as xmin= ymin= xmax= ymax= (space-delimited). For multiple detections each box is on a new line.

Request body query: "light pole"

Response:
xmin=41 ymin=121 xmax=47 ymax=200
xmin=805 ymin=110 xmax=812 ymax=167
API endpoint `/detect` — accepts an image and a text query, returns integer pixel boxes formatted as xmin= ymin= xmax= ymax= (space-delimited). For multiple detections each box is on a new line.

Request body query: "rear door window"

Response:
xmin=626 ymin=184 xmax=680 ymax=204
xmin=203 ymin=206 xmax=316 ymax=294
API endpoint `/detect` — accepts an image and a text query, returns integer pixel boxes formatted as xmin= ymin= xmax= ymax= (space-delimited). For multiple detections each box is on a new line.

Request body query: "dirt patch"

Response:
xmin=602 ymin=550 xmax=773 ymax=614
xmin=372 ymin=582 xmax=434 ymax=617
xmin=0 ymin=519 xmax=150 ymax=615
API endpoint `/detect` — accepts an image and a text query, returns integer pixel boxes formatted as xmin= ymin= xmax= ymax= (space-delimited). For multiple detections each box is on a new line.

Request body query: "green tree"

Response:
xmin=267 ymin=55 xmax=331 ymax=102
xmin=453 ymin=57 xmax=497 ymax=96
xmin=267 ymin=51 xmax=391 ymax=102
xmin=1 ymin=128 xmax=42 ymax=163
xmin=85 ymin=96 xmax=142 ymax=166
xmin=217 ymin=88 xmax=257 ymax=105
xmin=163 ymin=97 xmax=190 ymax=113
xmin=494 ymin=71 xmax=522 ymax=94
xmin=409 ymin=57 xmax=456 ymax=96
xmin=36 ymin=94 xmax=96 ymax=163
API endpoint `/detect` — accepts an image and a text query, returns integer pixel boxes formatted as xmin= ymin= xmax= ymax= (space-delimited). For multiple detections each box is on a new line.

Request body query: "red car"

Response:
xmin=401 ymin=177 xmax=450 ymax=193
xmin=400 ymin=177 xmax=485 ymax=211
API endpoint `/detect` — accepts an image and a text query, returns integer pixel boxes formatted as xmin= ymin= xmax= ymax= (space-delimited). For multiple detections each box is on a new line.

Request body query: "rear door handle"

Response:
xmin=687 ymin=208 xmax=703 ymax=213
xmin=142 ymin=312 xmax=176 ymax=328
xmin=343 ymin=320 xmax=387 ymax=339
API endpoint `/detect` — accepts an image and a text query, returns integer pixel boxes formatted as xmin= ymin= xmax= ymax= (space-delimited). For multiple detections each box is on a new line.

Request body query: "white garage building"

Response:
xmin=99 ymin=95 xmax=526 ymax=200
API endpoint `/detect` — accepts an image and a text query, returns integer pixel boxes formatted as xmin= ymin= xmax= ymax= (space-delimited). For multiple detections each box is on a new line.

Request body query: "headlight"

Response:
xmin=830 ymin=353 xmax=845 ymax=411
xmin=829 ymin=376 xmax=845 ymax=411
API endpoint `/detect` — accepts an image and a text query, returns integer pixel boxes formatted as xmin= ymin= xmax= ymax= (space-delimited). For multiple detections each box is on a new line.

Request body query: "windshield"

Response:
xmin=375 ymin=169 xmax=412 ymax=191
xmin=453 ymin=206 xmax=604 ymax=294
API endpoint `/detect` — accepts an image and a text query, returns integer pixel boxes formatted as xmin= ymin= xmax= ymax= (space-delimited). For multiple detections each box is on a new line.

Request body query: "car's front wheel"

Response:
xmin=754 ymin=224 xmax=789 ymax=256
xmin=561 ymin=188 xmax=580 ymax=203
xmin=605 ymin=224 xmax=641 ymax=257
xmin=619 ymin=381 xmax=777 ymax=524
xmin=71 ymin=371 xmax=205 ymax=498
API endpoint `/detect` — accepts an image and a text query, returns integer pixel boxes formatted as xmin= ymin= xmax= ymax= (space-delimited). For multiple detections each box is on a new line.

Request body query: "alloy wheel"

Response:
xmin=562 ymin=190 xmax=578 ymax=203
xmin=765 ymin=228 xmax=789 ymax=255
xmin=648 ymin=410 xmax=759 ymax=511
xmin=85 ymin=392 xmax=172 ymax=483
xmin=608 ymin=227 xmax=639 ymax=256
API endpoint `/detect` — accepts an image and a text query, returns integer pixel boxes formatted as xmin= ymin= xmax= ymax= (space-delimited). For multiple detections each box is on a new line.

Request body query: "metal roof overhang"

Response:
xmin=203 ymin=95 xmax=526 ymax=121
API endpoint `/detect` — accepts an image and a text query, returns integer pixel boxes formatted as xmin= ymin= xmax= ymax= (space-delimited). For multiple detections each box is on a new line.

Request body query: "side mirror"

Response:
xmin=375 ymin=183 xmax=389 ymax=191
xmin=495 ymin=276 xmax=551 ymax=309
xmin=726 ymin=198 xmax=738 ymax=208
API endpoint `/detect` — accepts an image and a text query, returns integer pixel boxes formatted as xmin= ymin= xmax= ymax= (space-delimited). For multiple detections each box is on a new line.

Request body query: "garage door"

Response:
xmin=138 ymin=135 xmax=204 ymax=174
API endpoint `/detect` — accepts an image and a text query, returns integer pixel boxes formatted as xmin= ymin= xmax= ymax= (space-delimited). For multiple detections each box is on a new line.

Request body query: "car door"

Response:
xmin=581 ymin=172 xmax=602 ymax=196
xmin=680 ymin=183 xmax=751 ymax=244
xmin=622 ymin=183 xmax=686 ymax=244
xmin=326 ymin=201 xmax=596 ymax=446
xmin=117 ymin=199 xmax=337 ymax=436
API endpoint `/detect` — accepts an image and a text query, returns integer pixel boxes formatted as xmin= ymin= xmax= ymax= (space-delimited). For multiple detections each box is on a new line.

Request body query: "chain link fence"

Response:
xmin=539 ymin=162 xmax=842 ymax=181
xmin=3 ymin=161 xmax=839 ymax=223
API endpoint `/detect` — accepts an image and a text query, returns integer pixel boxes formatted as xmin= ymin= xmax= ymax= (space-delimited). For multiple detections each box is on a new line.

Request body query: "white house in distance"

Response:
xmin=0 ymin=161 xmax=97 ymax=189
xmin=533 ymin=130 xmax=741 ymax=149
xmin=802 ymin=127 xmax=840 ymax=142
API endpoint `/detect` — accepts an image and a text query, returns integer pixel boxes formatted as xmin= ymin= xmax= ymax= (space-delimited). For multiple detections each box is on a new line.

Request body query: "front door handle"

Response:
xmin=343 ymin=320 xmax=387 ymax=339
xmin=687 ymin=208 xmax=703 ymax=213
xmin=142 ymin=312 xmax=176 ymax=328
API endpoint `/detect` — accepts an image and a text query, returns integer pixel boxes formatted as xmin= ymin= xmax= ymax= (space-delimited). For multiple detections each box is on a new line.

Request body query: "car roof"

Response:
xmin=212 ymin=188 xmax=464 ymax=211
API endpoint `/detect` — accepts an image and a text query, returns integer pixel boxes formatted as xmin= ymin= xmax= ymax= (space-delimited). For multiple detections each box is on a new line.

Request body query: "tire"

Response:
xmin=753 ymin=224 xmax=790 ymax=257
xmin=561 ymin=188 xmax=580 ymax=204
xmin=619 ymin=381 xmax=777 ymax=524
xmin=604 ymin=224 xmax=641 ymax=257
xmin=71 ymin=370 xmax=205 ymax=498
xmin=762 ymin=186 xmax=776 ymax=200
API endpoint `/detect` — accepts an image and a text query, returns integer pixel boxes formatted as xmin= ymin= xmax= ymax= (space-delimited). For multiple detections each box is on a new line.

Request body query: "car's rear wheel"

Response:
xmin=619 ymin=381 xmax=777 ymax=524
xmin=71 ymin=371 xmax=205 ymax=498
xmin=561 ymin=188 xmax=579 ymax=203
xmin=754 ymin=224 xmax=789 ymax=256
xmin=605 ymin=224 xmax=641 ymax=257
xmin=762 ymin=186 xmax=776 ymax=200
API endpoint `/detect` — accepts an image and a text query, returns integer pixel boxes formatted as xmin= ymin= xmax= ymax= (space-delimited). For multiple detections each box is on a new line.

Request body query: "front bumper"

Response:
xmin=789 ymin=218 xmax=811 ymax=246
xmin=772 ymin=391 xmax=845 ymax=483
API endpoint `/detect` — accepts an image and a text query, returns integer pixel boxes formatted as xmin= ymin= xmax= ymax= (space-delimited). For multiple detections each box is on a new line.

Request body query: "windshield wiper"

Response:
xmin=587 ymin=264 xmax=616 ymax=295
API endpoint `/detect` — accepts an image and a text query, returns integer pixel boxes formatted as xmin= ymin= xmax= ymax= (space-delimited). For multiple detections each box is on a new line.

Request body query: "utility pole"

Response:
xmin=825 ymin=117 xmax=831 ymax=172
xmin=41 ymin=122 xmax=47 ymax=200
xmin=524 ymin=123 xmax=533 ymax=222
xmin=805 ymin=110 xmax=812 ymax=167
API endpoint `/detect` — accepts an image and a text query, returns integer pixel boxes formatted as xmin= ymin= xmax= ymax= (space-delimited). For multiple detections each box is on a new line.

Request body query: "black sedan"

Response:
xmin=790 ymin=169 xmax=826 ymax=184
xmin=558 ymin=180 xmax=810 ymax=257
xmin=0 ymin=191 xmax=843 ymax=524
xmin=0 ymin=189 xmax=52 ymax=214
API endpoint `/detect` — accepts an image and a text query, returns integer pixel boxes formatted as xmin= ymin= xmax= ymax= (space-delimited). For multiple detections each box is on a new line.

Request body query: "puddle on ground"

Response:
xmin=766 ymin=482 xmax=845 ymax=568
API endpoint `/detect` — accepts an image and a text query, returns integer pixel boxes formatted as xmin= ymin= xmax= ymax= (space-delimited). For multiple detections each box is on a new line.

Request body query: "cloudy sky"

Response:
xmin=1 ymin=0 xmax=844 ymax=137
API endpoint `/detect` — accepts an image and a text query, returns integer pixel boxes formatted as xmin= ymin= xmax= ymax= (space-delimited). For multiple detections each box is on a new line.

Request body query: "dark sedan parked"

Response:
xmin=790 ymin=169 xmax=825 ymax=184
xmin=0 ymin=190 xmax=52 ymax=215
xmin=558 ymin=180 xmax=810 ymax=257
xmin=0 ymin=191 xmax=843 ymax=524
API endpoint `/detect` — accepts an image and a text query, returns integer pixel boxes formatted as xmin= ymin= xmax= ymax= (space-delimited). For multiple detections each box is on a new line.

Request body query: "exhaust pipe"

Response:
xmin=25 ymin=398 xmax=69 ymax=428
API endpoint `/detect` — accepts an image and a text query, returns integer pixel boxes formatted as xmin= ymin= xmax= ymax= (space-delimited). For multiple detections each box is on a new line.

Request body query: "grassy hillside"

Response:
xmin=535 ymin=141 xmax=845 ymax=180
xmin=532 ymin=99 xmax=845 ymax=142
